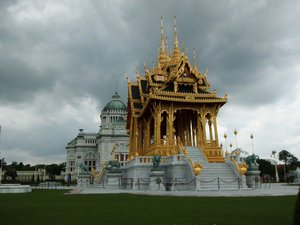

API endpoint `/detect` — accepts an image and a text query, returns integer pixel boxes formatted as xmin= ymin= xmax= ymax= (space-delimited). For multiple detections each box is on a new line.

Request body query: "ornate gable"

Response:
xmin=127 ymin=16 xmax=227 ymax=120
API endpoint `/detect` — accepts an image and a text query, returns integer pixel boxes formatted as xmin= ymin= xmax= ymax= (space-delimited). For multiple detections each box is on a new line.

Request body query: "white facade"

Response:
xmin=65 ymin=92 xmax=129 ymax=180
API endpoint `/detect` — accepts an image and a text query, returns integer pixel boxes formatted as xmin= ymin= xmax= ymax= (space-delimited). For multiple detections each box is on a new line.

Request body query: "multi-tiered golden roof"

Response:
xmin=127 ymin=17 xmax=227 ymax=162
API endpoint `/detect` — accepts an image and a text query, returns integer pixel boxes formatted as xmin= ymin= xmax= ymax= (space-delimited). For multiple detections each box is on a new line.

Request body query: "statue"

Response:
xmin=105 ymin=160 xmax=121 ymax=171
xmin=79 ymin=163 xmax=88 ymax=173
xmin=245 ymin=154 xmax=259 ymax=171
xmin=152 ymin=155 xmax=161 ymax=170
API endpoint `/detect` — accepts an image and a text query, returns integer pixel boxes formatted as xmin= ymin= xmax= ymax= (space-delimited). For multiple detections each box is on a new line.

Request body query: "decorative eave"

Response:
xmin=149 ymin=94 xmax=227 ymax=104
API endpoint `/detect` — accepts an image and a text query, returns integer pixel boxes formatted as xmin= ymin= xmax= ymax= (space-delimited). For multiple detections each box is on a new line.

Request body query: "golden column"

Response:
xmin=168 ymin=107 xmax=174 ymax=145
xmin=208 ymin=119 xmax=213 ymax=143
xmin=201 ymin=114 xmax=207 ymax=145
xmin=213 ymin=114 xmax=219 ymax=146
xmin=196 ymin=113 xmax=202 ymax=147
xmin=145 ymin=118 xmax=150 ymax=151
xmin=134 ymin=117 xmax=139 ymax=155
xmin=154 ymin=104 xmax=161 ymax=145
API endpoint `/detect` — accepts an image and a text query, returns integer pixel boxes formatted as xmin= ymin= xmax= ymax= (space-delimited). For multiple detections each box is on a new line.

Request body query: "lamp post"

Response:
xmin=0 ymin=153 xmax=2 ymax=184
xmin=234 ymin=129 xmax=238 ymax=149
xmin=271 ymin=150 xmax=279 ymax=182
xmin=0 ymin=157 xmax=4 ymax=184
xmin=224 ymin=133 xmax=227 ymax=152
xmin=250 ymin=133 xmax=254 ymax=154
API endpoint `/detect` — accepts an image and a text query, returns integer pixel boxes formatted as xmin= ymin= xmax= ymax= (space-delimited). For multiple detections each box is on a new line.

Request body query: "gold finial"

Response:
xmin=193 ymin=48 xmax=197 ymax=69
xmin=205 ymin=68 xmax=208 ymax=76
xmin=166 ymin=35 xmax=169 ymax=53
xmin=134 ymin=66 xmax=139 ymax=75
xmin=171 ymin=16 xmax=181 ymax=64
xmin=124 ymin=73 xmax=129 ymax=83
xmin=234 ymin=129 xmax=238 ymax=149
xmin=160 ymin=16 xmax=165 ymax=52
xmin=174 ymin=16 xmax=179 ymax=49
xmin=182 ymin=42 xmax=185 ymax=53
xmin=224 ymin=133 xmax=227 ymax=139
xmin=158 ymin=16 xmax=167 ymax=68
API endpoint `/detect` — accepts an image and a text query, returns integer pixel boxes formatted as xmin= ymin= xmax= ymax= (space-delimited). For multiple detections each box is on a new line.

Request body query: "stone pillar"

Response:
xmin=148 ymin=171 xmax=165 ymax=191
xmin=245 ymin=171 xmax=261 ymax=189
xmin=195 ymin=177 xmax=201 ymax=191
xmin=106 ymin=172 xmax=122 ymax=189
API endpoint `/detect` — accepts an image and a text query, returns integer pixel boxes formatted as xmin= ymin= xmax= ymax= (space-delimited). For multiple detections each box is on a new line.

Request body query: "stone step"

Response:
xmin=186 ymin=146 xmax=240 ymax=189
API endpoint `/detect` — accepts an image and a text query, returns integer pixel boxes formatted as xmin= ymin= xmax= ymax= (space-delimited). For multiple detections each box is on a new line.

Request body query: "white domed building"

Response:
xmin=65 ymin=92 xmax=129 ymax=180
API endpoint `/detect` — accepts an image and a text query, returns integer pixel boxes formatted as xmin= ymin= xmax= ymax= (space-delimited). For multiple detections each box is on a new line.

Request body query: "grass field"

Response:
xmin=0 ymin=189 xmax=296 ymax=225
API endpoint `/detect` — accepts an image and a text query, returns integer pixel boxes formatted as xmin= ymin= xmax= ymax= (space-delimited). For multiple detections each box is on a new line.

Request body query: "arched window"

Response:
xmin=84 ymin=153 xmax=96 ymax=171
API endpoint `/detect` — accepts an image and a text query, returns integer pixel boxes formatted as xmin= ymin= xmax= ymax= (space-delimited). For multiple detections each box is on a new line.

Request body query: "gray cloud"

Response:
xmin=0 ymin=0 xmax=300 ymax=163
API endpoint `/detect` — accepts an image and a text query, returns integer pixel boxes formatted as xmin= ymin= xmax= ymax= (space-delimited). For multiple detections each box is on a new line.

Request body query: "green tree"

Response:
xmin=257 ymin=158 xmax=275 ymax=179
xmin=46 ymin=163 xmax=65 ymax=180
xmin=4 ymin=167 xmax=18 ymax=181
xmin=279 ymin=150 xmax=298 ymax=180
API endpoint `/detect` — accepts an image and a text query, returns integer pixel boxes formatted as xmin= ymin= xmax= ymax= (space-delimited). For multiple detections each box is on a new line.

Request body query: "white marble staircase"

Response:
xmin=186 ymin=146 xmax=244 ymax=190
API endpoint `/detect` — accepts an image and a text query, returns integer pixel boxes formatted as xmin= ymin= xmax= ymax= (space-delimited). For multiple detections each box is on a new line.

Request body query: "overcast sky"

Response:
xmin=0 ymin=0 xmax=299 ymax=165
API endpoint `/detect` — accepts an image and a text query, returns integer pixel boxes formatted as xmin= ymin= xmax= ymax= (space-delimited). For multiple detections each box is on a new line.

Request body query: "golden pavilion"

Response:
xmin=127 ymin=17 xmax=227 ymax=163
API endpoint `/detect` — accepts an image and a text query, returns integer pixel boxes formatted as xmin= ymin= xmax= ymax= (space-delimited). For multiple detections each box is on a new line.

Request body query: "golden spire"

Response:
xmin=160 ymin=16 xmax=165 ymax=53
xmin=166 ymin=35 xmax=168 ymax=54
xmin=174 ymin=16 xmax=179 ymax=50
xmin=165 ymin=35 xmax=171 ymax=63
xmin=193 ymin=48 xmax=197 ymax=69
xmin=158 ymin=16 xmax=167 ymax=69
xmin=171 ymin=16 xmax=181 ymax=65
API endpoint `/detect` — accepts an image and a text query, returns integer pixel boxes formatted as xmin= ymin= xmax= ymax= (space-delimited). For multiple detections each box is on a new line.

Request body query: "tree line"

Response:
xmin=258 ymin=150 xmax=299 ymax=182
xmin=0 ymin=160 xmax=66 ymax=181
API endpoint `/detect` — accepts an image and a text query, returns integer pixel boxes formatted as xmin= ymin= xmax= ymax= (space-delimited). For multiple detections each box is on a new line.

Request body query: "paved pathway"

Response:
xmin=68 ymin=183 xmax=299 ymax=197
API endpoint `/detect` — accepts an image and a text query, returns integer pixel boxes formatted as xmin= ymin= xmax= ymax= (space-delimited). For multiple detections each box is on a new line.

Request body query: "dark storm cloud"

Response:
xmin=0 ymin=0 xmax=300 ymax=163
xmin=0 ymin=56 xmax=58 ymax=103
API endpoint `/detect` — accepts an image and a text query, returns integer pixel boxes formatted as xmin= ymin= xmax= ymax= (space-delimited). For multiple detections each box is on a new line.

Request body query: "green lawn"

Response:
xmin=0 ymin=189 xmax=296 ymax=225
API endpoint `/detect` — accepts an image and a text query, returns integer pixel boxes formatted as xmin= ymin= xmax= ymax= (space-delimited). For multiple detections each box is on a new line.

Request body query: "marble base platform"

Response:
xmin=0 ymin=184 xmax=32 ymax=193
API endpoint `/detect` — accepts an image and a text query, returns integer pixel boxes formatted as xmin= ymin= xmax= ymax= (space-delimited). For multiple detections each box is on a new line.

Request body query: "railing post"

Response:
xmin=217 ymin=177 xmax=220 ymax=191
xmin=238 ymin=177 xmax=240 ymax=190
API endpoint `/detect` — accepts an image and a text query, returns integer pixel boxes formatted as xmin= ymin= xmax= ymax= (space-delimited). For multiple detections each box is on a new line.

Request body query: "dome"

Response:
xmin=102 ymin=92 xmax=126 ymax=112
